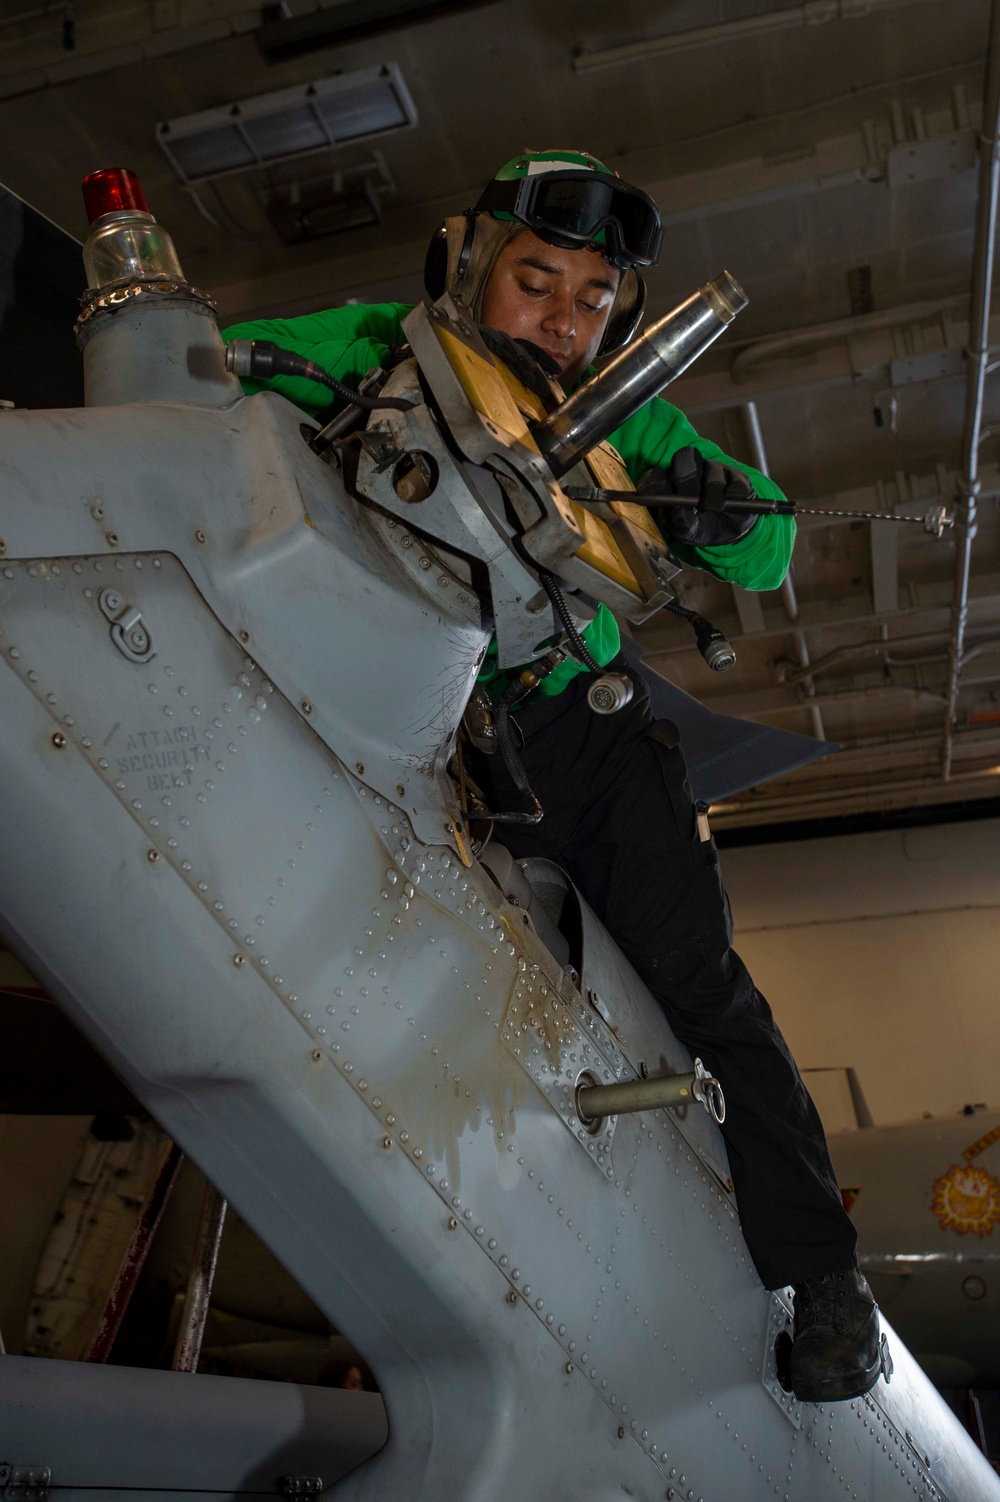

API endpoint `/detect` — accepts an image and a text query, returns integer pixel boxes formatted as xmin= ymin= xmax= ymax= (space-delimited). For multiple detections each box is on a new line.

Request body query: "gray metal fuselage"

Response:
xmin=0 ymin=290 xmax=995 ymax=1502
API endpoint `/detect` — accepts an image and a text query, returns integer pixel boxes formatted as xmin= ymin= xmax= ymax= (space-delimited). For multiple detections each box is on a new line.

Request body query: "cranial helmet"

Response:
xmin=423 ymin=149 xmax=663 ymax=359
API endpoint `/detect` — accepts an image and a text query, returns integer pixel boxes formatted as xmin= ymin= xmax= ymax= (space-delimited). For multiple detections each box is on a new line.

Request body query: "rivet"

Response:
xmin=50 ymin=731 xmax=67 ymax=748
xmin=147 ymin=848 xmax=160 ymax=863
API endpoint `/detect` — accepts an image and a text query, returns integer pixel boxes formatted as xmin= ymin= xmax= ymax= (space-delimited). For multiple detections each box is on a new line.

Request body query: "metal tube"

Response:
xmin=942 ymin=0 xmax=1000 ymax=781
xmin=793 ymin=631 xmax=827 ymax=741
xmin=576 ymin=1060 xmax=725 ymax=1125
xmin=742 ymin=402 xmax=801 ymax=628
xmin=578 ymin=1072 xmax=697 ymax=1117
xmin=783 ymin=627 xmax=1000 ymax=685
xmin=534 ymin=272 xmax=747 ymax=479
xmin=85 ymin=1140 xmax=184 ymax=1364
xmin=171 ymin=1183 xmax=228 ymax=1373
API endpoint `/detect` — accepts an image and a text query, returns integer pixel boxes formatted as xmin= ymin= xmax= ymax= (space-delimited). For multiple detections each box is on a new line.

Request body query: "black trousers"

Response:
xmin=475 ymin=659 xmax=857 ymax=1291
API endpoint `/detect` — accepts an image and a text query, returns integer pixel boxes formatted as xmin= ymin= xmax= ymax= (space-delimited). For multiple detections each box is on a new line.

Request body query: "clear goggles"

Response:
xmin=474 ymin=170 xmax=663 ymax=270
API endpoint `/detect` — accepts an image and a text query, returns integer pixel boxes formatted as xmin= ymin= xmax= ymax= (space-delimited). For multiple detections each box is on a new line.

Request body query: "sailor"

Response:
xmin=222 ymin=149 xmax=881 ymax=1403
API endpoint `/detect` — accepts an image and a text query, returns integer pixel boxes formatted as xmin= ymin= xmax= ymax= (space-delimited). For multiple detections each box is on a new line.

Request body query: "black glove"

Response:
xmin=639 ymin=447 xmax=759 ymax=548
xmin=478 ymin=326 xmax=561 ymax=404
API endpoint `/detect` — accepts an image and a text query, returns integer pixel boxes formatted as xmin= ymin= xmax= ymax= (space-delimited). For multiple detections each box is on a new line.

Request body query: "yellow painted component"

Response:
xmin=585 ymin=441 xmax=631 ymax=493
xmin=495 ymin=361 xmax=550 ymax=421
xmin=613 ymin=498 xmax=665 ymax=547
xmin=569 ymin=502 xmax=642 ymax=597
xmin=586 ymin=442 xmax=665 ymax=547
xmin=435 ymin=326 xmax=539 ymax=451
xmin=434 ymin=328 xmax=650 ymax=600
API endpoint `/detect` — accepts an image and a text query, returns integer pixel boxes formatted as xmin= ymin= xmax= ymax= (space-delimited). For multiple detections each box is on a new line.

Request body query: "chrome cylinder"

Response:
xmin=534 ymin=271 xmax=747 ymax=479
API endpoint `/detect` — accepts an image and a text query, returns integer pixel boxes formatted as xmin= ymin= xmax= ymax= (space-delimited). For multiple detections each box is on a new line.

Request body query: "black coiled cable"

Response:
xmin=538 ymin=571 xmax=602 ymax=674
xmin=662 ymin=596 xmax=700 ymax=627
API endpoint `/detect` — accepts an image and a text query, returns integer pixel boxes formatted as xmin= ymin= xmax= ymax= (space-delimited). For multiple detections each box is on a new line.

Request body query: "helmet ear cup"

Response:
xmin=598 ymin=271 xmax=646 ymax=357
xmin=423 ymin=221 xmax=448 ymax=300
xmin=423 ymin=212 xmax=477 ymax=301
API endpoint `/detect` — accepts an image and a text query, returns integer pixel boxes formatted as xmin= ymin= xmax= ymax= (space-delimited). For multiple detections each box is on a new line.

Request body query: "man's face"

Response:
xmin=479 ymin=229 xmax=620 ymax=385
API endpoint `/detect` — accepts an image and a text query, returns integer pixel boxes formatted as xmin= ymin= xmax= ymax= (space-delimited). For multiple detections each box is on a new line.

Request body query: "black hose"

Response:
xmin=538 ymin=572 xmax=603 ymax=674
xmin=227 ymin=339 xmax=412 ymax=411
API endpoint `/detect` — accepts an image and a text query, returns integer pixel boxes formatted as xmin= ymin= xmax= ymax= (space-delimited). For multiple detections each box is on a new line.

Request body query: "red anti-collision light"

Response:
xmin=82 ymin=168 xmax=149 ymax=224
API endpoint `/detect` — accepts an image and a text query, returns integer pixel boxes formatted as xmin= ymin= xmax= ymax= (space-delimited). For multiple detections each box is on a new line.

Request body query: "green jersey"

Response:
xmin=222 ymin=302 xmax=793 ymax=698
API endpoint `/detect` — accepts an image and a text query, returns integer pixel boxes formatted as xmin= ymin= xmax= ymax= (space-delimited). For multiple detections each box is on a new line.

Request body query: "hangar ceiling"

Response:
xmin=2 ymin=0 xmax=999 ymax=830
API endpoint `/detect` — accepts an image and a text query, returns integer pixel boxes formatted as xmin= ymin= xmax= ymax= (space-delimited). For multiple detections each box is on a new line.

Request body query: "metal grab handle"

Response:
xmin=576 ymin=1057 xmax=725 ymax=1127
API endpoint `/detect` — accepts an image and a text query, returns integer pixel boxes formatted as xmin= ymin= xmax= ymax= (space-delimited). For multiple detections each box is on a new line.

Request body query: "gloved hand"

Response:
xmin=639 ymin=446 xmax=759 ymax=548
xmin=478 ymin=326 xmax=561 ymax=404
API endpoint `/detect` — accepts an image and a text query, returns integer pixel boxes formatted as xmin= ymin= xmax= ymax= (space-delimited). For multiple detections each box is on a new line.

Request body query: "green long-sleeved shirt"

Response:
xmin=222 ymin=302 xmax=793 ymax=696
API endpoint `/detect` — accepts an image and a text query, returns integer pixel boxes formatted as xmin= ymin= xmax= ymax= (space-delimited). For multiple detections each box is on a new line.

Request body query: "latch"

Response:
xmin=99 ymin=587 xmax=155 ymax=664
xmin=0 ymin=1465 xmax=51 ymax=1502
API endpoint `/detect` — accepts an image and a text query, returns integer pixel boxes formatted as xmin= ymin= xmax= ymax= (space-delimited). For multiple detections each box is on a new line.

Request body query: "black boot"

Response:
xmin=791 ymin=1268 xmax=882 ymax=1403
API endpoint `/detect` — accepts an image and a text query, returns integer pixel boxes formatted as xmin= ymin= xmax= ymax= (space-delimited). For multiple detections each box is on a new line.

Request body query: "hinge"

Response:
xmin=280 ymin=1477 xmax=324 ymax=1499
xmin=0 ymin=1465 xmax=51 ymax=1502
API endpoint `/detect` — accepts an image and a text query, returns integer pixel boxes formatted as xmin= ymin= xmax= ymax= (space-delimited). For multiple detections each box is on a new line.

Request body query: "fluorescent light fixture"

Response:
xmin=157 ymin=64 xmax=416 ymax=186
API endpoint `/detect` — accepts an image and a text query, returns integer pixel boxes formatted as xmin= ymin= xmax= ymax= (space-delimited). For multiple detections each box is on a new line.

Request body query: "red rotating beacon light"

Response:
xmin=80 ymin=167 xmax=183 ymax=290
xmin=81 ymin=167 xmax=150 ymax=224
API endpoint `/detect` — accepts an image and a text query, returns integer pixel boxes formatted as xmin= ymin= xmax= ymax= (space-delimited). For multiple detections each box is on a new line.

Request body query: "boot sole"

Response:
xmin=792 ymin=1349 xmax=882 ymax=1405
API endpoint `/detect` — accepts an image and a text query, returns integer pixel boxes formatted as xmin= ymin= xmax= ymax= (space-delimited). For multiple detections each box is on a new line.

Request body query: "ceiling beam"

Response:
xmin=572 ymin=0 xmax=950 ymax=74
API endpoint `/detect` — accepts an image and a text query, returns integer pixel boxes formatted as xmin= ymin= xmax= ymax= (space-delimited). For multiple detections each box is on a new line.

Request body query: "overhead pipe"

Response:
xmin=783 ymin=627 xmax=1000 ymax=684
xmin=742 ymin=403 xmax=800 ymax=625
xmin=572 ymin=0 xmax=943 ymax=74
xmin=942 ymin=0 xmax=1000 ymax=781
xmin=730 ymin=294 xmax=968 ymax=386
xmin=741 ymin=402 xmax=826 ymax=738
